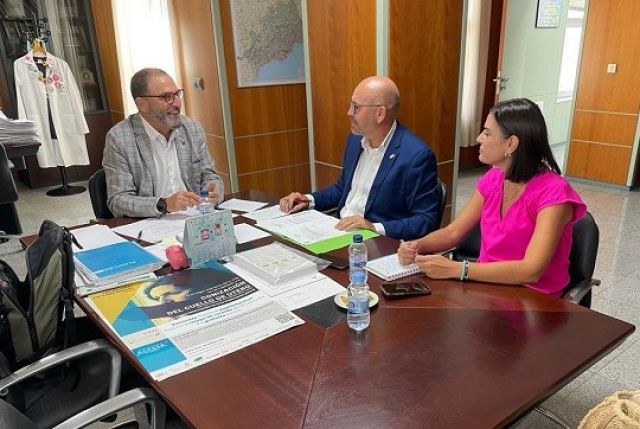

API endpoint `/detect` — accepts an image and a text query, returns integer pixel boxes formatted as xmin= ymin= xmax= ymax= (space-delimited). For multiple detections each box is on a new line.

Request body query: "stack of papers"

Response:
xmin=255 ymin=209 xmax=378 ymax=253
xmin=74 ymin=241 xmax=164 ymax=295
xmin=0 ymin=109 xmax=40 ymax=144
xmin=232 ymin=242 xmax=317 ymax=285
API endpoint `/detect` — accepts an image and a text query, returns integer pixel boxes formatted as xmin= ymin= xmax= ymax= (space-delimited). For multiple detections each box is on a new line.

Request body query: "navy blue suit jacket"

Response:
xmin=312 ymin=123 xmax=439 ymax=240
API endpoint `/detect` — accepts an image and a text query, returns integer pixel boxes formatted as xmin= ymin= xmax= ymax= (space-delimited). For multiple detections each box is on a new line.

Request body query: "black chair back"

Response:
xmin=563 ymin=211 xmax=599 ymax=307
xmin=0 ymin=145 xmax=22 ymax=235
xmin=88 ymin=169 xmax=114 ymax=219
xmin=435 ymin=178 xmax=448 ymax=227
xmin=0 ymin=145 xmax=18 ymax=204
xmin=452 ymin=223 xmax=481 ymax=262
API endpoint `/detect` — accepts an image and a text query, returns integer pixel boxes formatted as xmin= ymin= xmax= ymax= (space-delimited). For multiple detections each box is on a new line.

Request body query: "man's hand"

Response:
xmin=279 ymin=192 xmax=309 ymax=213
xmin=335 ymin=215 xmax=375 ymax=232
xmin=206 ymin=181 xmax=219 ymax=204
xmin=166 ymin=190 xmax=199 ymax=212
xmin=397 ymin=240 xmax=418 ymax=265
xmin=414 ymin=255 xmax=459 ymax=279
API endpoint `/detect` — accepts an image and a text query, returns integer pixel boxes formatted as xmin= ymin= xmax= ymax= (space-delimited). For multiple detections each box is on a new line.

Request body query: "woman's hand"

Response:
xmin=415 ymin=255 xmax=460 ymax=279
xmin=397 ymin=241 xmax=418 ymax=265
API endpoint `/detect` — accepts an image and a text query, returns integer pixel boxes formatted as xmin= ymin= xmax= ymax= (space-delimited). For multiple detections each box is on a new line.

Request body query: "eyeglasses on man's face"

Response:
xmin=139 ymin=89 xmax=184 ymax=104
xmin=349 ymin=100 xmax=382 ymax=114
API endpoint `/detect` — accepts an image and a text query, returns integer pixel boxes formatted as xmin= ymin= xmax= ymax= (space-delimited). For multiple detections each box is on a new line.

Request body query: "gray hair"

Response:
xmin=130 ymin=68 xmax=169 ymax=99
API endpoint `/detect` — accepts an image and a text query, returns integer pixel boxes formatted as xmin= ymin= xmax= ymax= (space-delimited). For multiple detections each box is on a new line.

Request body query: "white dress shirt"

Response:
xmin=140 ymin=116 xmax=187 ymax=197
xmin=308 ymin=121 xmax=397 ymax=235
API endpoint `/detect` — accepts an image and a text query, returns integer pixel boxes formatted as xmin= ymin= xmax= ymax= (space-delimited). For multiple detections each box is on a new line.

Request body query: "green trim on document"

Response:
xmin=300 ymin=230 xmax=379 ymax=254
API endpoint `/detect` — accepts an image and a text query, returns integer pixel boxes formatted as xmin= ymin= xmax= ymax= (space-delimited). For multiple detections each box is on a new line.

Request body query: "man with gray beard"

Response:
xmin=103 ymin=68 xmax=224 ymax=218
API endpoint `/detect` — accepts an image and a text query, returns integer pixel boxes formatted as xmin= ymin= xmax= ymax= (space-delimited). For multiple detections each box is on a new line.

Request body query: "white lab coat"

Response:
xmin=14 ymin=52 xmax=89 ymax=168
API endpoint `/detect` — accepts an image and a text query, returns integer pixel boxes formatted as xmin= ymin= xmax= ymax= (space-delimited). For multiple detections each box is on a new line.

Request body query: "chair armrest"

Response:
xmin=53 ymin=388 xmax=166 ymax=429
xmin=0 ymin=339 xmax=121 ymax=399
xmin=562 ymin=278 xmax=600 ymax=305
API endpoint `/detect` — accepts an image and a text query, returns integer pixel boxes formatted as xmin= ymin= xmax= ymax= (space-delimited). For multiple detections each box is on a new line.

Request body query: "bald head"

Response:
xmin=348 ymin=76 xmax=401 ymax=145
xmin=357 ymin=76 xmax=400 ymax=115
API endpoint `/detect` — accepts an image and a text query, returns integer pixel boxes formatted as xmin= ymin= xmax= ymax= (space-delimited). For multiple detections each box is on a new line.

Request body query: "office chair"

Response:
xmin=435 ymin=177 xmax=448 ymax=227
xmin=0 ymin=144 xmax=22 ymax=238
xmin=0 ymin=340 xmax=166 ymax=429
xmin=88 ymin=168 xmax=114 ymax=219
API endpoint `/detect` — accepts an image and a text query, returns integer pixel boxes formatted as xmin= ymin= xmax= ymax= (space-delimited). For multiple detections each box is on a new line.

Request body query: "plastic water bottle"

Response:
xmin=348 ymin=234 xmax=368 ymax=282
xmin=347 ymin=270 xmax=370 ymax=331
xmin=198 ymin=188 xmax=214 ymax=215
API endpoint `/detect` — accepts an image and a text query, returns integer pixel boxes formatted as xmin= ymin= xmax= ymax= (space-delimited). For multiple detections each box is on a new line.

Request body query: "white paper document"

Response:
xmin=217 ymin=198 xmax=269 ymax=213
xmin=257 ymin=210 xmax=345 ymax=244
xmin=242 ymin=205 xmax=288 ymax=222
xmin=233 ymin=223 xmax=271 ymax=244
xmin=144 ymin=243 xmax=170 ymax=263
xmin=71 ymin=224 xmax=127 ymax=252
xmin=225 ymin=261 xmax=345 ymax=310
xmin=111 ymin=208 xmax=200 ymax=243
xmin=86 ymin=262 xmax=303 ymax=381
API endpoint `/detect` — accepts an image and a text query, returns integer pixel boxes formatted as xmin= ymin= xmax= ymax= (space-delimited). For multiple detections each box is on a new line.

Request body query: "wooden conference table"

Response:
xmin=63 ymin=191 xmax=634 ymax=428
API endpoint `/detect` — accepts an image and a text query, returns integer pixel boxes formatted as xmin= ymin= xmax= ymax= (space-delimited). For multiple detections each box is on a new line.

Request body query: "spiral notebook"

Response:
xmin=366 ymin=254 xmax=421 ymax=281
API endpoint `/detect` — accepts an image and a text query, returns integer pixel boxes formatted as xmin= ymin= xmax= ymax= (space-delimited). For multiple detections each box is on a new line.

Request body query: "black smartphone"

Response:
xmin=380 ymin=281 xmax=431 ymax=298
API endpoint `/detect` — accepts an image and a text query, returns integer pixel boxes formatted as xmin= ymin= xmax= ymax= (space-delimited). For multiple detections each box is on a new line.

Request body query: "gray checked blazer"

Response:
xmin=102 ymin=113 xmax=224 ymax=217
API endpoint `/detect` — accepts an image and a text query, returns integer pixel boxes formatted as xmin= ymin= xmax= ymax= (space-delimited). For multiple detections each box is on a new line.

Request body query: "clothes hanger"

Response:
xmin=31 ymin=37 xmax=47 ymax=60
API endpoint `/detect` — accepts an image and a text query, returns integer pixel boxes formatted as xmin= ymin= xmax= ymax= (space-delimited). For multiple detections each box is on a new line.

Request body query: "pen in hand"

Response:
xmin=398 ymin=239 xmax=418 ymax=265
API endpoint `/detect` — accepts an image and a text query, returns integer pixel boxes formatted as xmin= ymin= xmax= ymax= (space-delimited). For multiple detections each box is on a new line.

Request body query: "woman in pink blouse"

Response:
xmin=398 ymin=98 xmax=586 ymax=295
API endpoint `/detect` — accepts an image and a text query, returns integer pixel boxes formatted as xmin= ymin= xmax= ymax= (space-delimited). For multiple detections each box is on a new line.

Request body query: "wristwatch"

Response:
xmin=156 ymin=197 xmax=167 ymax=214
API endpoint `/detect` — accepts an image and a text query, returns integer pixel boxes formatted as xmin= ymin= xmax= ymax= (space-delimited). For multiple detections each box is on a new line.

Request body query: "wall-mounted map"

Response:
xmin=230 ymin=0 xmax=305 ymax=87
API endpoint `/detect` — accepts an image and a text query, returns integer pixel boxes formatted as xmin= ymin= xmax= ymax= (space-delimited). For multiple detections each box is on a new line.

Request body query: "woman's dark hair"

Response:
xmin=490 ymin=98 xmax=561 ymax=182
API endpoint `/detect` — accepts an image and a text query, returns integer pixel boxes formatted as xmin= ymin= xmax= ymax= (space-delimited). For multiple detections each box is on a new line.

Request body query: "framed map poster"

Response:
xmin=229 ymin=0 xmax=305 ymax=87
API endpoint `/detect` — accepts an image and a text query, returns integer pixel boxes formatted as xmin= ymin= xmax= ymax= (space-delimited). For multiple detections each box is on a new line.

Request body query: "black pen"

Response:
xmin=137 ymin=230 xmax=143 ymax=242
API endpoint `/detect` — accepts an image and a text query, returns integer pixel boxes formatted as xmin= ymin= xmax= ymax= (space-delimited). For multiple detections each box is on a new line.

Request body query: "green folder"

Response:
xmin=297 ymin=229 xmax=378 ymax=254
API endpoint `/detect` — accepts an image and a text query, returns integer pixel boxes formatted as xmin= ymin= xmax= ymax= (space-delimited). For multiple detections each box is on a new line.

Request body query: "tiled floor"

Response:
xmin=3 ymin=171 xmax=639 ymax=428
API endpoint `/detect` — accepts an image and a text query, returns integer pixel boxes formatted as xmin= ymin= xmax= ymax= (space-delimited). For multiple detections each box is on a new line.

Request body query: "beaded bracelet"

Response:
xmin=460 ymin=259 xmax=469 ymax=281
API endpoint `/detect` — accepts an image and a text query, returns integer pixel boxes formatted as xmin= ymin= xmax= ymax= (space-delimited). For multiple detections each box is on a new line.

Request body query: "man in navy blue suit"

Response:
xmin=280 ymin=76 xmax=440 ymax=241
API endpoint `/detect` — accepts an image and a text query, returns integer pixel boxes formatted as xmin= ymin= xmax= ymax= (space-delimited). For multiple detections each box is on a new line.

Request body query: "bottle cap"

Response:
xmin=353 ymin=234 xmax=363 ymax=243
xmin=351 ymin=270 xmax=365 ymax=283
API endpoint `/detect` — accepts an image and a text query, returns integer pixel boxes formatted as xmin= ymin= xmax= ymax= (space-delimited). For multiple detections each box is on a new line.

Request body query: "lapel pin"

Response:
xmin=389 ymin=154 xmax=396 ymax=160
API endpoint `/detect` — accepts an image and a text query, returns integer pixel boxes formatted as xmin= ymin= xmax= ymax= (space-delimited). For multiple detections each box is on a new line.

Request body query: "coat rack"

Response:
xmin=1 ymin=13 xmax=86 ymax=197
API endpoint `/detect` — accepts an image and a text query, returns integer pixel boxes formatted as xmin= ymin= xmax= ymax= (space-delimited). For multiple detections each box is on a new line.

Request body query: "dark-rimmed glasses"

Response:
xmin=349 ymin=100 xmax=383 ymax=113
xmin=139 ymin=89 xmax=184 ymax=103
